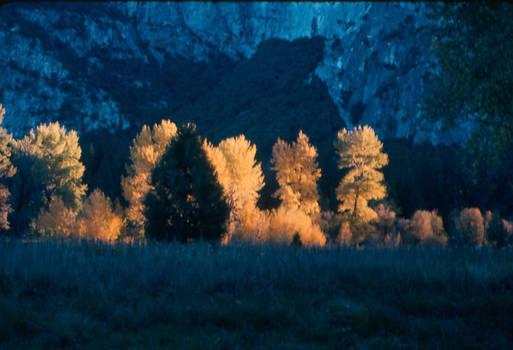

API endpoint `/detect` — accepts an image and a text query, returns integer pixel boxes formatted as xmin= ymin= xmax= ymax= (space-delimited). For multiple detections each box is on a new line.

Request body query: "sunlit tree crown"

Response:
xmin=271 ymin=130 xmax=321 ymax=216
xmin=121 ymin=119 xmax=177 ymax=238
xmin=0 ymin=105 xmax=15 ymax=230
xmin=335 ymin=125 xmax=388 ymax=224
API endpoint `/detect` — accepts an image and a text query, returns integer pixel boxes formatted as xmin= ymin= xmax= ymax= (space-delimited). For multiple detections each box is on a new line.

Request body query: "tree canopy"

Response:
xmin=334 ymin=126 xmax=388 ymax=226
xmin=271 ymin=131 xmax=321 ymax=216
xmin=121 ymin=119 xmax=177 ymax=239
xmin=0 ymin=105 xmax=15 ymax=231
xmin=8 ymin=122 xmax=86 ymax=235
xmin=144 ymin=123 xmax=229 ymax=242
xmin=424 ymin=3 xmax=513 ymax=157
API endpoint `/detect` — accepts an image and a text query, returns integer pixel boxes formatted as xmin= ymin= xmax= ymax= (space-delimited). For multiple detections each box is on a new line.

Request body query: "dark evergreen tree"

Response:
xmin=144 ymin=123 xmax=229 ymax=242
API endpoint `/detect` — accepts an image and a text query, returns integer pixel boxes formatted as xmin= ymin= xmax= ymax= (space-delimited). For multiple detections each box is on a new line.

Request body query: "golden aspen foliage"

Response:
xmin=265 ymin=206 xmax=326 ymax=246
xmin=121 ymin=119 xmax=177 ymax=239
xmin=336 ymin=221 xmax=353 ymax=246
xmin=223 ymin=207 xmax=271 ymax=244
xmin=271 ymin=131 xmax=321 ymax=216
xmin=78 ymin=189 xmax=122 ymax=241
xmin=0 ymin=105 xmax=15 ymax=230
xmin=9 ymin=122 xmax=86 ymax=236
xmin=334 ymin=126 xmax=388 ymax=224
xmin=204 ymin=135 xmax=265 ymax=242
xmin=204 ymin=135 xmax=264 ymax=213
xmin=19 ymin=122 xmax=86 ymax=209
xmin=32 ymin=195 xmax=78 ymax=239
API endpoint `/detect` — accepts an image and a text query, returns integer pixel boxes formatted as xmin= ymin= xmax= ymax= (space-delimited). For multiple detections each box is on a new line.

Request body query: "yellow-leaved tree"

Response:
xmin=269 ymin=131 xmax=325 ymax=246
xmin=9 ymin=122 xmax=86 ymax=236
xmin=78 ymin=189 xmax=123 ymax=241
xmin=121 ymin=120 xmax=177 ymax=239
xmin=204 ymin=135 xmax=265 ymax=242
xmin=271 ymin=131 xmax=321 ymax=216
xmin=334 ymin=125 xmax=388 ymax=243
xmin=0 ymin=105 xmax=15 ymax=231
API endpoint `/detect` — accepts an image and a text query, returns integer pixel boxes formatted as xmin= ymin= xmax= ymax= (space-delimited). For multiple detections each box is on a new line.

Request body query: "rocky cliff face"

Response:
xmin=0 ymin=2 xmax=454 ymax=143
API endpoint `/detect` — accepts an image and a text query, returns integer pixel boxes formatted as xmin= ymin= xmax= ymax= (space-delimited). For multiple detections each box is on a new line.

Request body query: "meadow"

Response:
xmin=1 ymin=239 xmax=512 ymax=349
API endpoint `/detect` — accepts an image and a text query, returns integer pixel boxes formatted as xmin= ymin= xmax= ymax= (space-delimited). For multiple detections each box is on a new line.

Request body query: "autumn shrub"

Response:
xmin=264 ymin=206 xmax=326 ymax=246
xmin=453 ymin=208 xmax=485 ymax=245
xmin=224 ymin=207 xmax=270 ymax=244
xmin=368 ymin=203 xmax=399 ymax=246
xmin=31 ymin=195 xmax=78 ymax=238
xmin=401 ymin=210 xmax=447 ymax=246
xmin=77 ymin=189 xmax=123 ymax=241
xmin=336 ymin=221 xmax=352 ymax=246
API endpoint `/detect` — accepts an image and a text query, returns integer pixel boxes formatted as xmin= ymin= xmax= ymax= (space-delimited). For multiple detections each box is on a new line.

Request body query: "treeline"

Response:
xmin=0 ymin=104 xmax=512 ymax=247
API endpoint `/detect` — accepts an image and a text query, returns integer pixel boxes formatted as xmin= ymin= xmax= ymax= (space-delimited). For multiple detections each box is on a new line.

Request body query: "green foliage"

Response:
xmin=8 ymin=122 xmax=86 ymax=236
xmin=0 ymin=105 xmax=15 ymax=231
xmin=144 ymin=123 xmax=229 ymax=242
xmin=335 ymin=126 xmax=389 ymax=225
xmin=271 ymin=131 xmax=321 ymax=216
xmin=424 ymin=3 xmax=513 ymax=182
xmin=425 ymin=3 xmax=513 ymax=131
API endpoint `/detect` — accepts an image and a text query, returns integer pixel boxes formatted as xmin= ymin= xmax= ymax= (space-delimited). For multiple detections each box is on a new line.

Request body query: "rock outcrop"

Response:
xmin=0 ymin=2 xmax=455 ymax=142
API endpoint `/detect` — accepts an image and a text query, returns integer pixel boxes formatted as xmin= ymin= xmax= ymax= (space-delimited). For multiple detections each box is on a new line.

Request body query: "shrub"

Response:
xmin=402 ymin=210 xmax=447 ymax=246
xmin=336 ymin=221 xmax=352 ymax=246
xmin=224 ymin=207 xmax=270 ymax=244
xmin=453 ymin=208 xmax=485 ymax=245
xmin=265 ymin=206 xmax=326 ymax=246
xmin=31 ymin=195 xmax=78 ymax=239
xmin=78 ymin=189 xmax=122 ymax=241
xmin=370 ymin=203 xmax=397 ymax=245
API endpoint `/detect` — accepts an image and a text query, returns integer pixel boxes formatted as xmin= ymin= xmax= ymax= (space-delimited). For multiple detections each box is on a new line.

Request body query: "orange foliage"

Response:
xmin=265 ymin=207 xmax=326 ymax=246
xmin=78 ymin=189 xmax=123 ymax=241
xmin=400 ymin=210 xmax=447 ymax=246
xmin=32 ymin=195 xmax=78 ymax=238
xmin=453 ymin=208 xmax=485 ymax=245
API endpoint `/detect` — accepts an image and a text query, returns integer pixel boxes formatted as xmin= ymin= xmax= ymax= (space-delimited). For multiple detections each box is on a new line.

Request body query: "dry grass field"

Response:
xmin=1 ymin=239 xmax=512 ymax=349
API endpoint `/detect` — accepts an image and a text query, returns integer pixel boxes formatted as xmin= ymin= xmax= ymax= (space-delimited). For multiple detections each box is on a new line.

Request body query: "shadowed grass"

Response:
xmin=0 ymin=239 xmax=512 ymax=349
